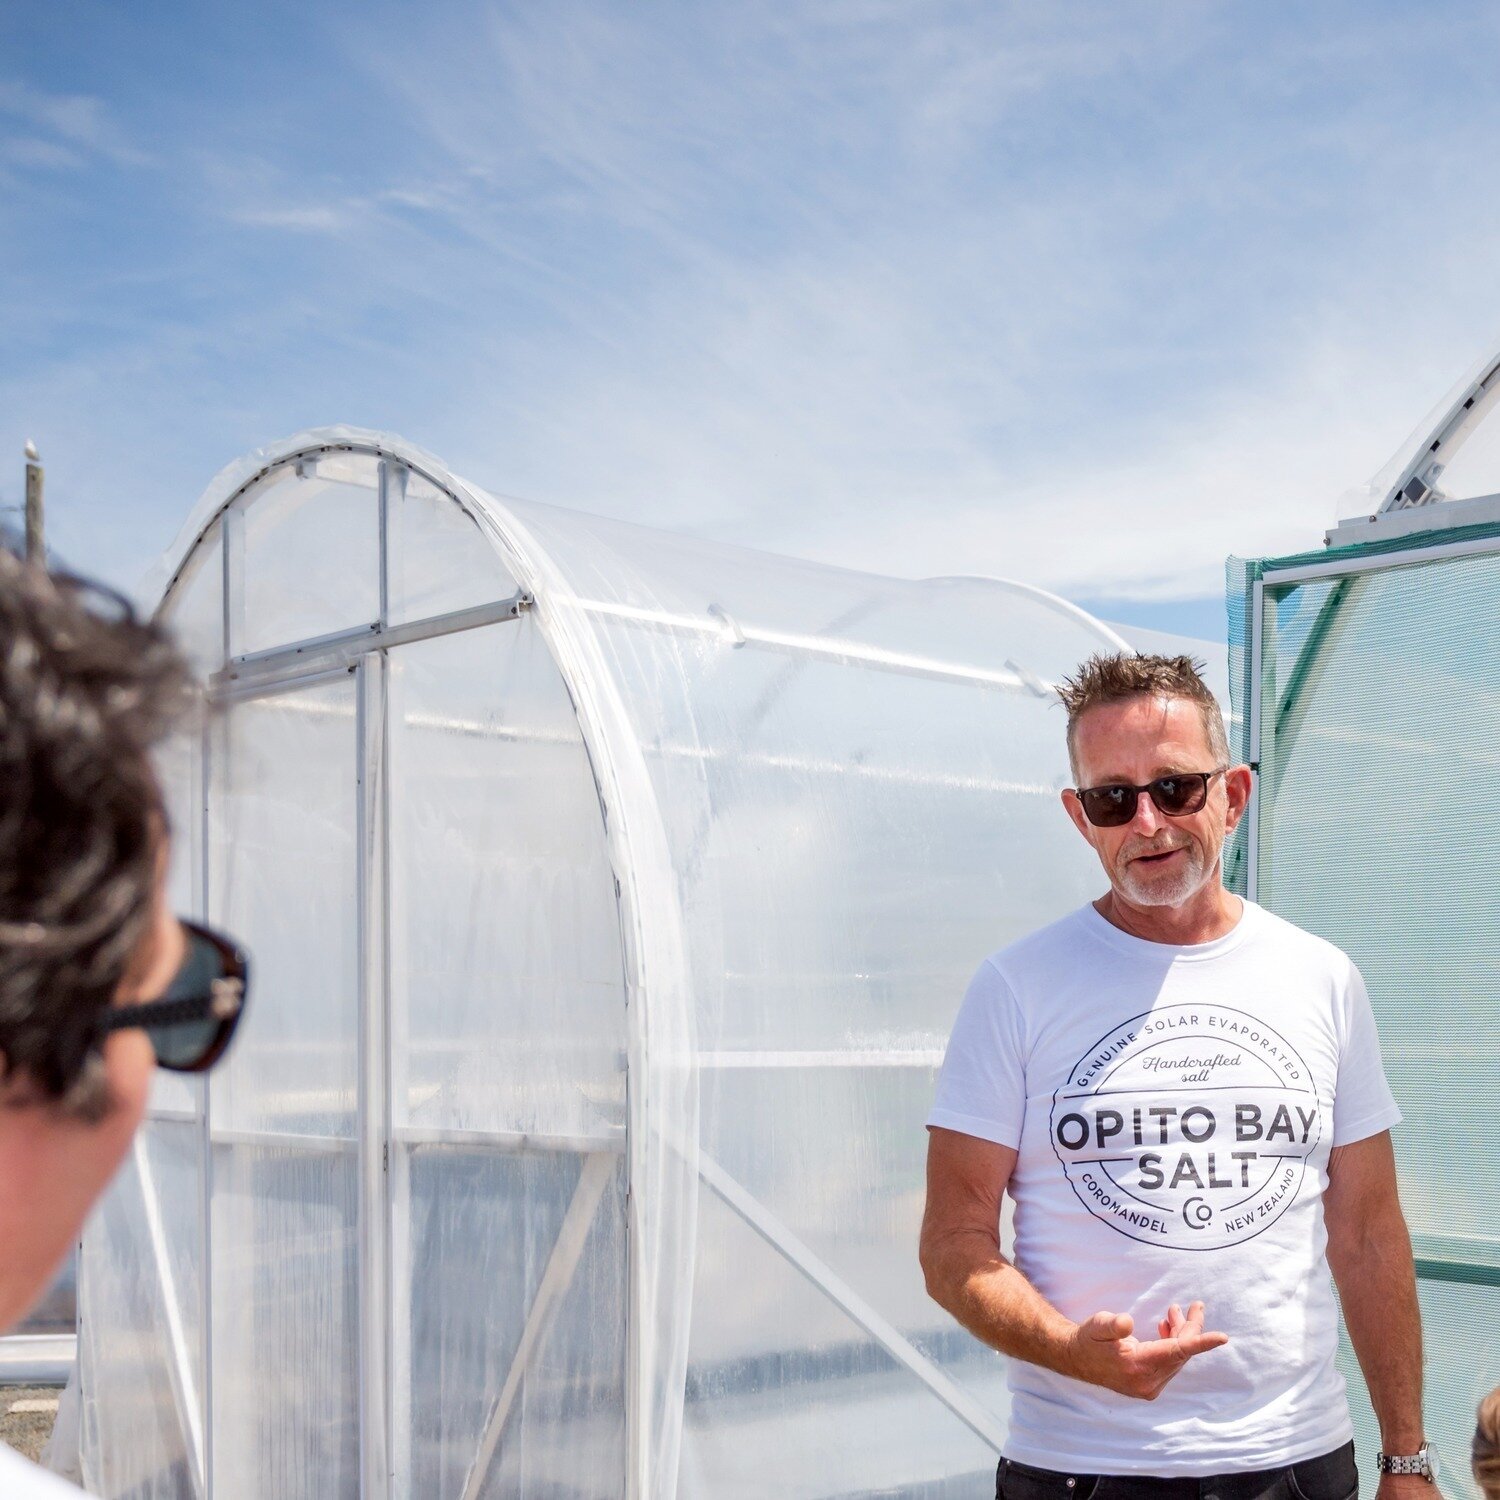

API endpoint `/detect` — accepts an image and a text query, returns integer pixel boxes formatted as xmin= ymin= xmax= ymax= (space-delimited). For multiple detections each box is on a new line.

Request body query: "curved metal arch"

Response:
xmin=148 ymin=427 xmax=508 ymax=612
xmin=151 ymin=426 xmax=699 ymax=1500
xmin=922 ymin=574 xmax=1133 ymax=654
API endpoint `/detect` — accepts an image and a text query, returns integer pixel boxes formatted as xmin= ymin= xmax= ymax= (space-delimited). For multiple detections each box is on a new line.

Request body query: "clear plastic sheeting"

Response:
xmin=401 ymin=1150 xmax=628 ymax=1500
xmin=84 ymin=426 xmax=1127 ymax=1500
xmin=211 ymin=680 xmax=360 ymax=1138
xmin=679 ymin=1187 xmax=1000 ymax=1500
xmin=229 ymin=455 xmax=382 ymax=655
xmin=210 ymin=1145 xmax=359 ymax=1500
xmin=78 ymin=1121 xmax=203 ymax=1500
xmin=387 ymin=468 xmax=517 ymax=626
xmin=158 ymin=521 xmax=223 ymax=682
xmin=388 ymin=621 xmax=624 ymax=1142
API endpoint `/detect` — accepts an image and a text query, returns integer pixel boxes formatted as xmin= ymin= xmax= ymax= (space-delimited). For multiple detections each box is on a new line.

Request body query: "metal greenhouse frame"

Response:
xmin=77 ymin=426 xmax=1130 ymax=1500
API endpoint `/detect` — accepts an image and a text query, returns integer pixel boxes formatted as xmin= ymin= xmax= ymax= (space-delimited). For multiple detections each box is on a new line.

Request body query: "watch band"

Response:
xmin=1377 ymin=1442 xmax=1433 ymax=1478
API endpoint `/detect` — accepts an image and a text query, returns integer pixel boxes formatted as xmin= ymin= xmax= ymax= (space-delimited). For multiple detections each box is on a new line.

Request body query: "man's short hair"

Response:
xmin=1057 ymin=652 xmax=1229 ymax=781
xmin=0 ymin=546 xmax=192 ymax=1119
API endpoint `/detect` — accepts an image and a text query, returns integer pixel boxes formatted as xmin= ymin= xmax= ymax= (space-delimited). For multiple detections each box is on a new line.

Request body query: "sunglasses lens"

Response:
xmin=1150 ymin=774 xmax=1208 ymax=816
xmin=149 ymin=929 xmax=236 ymax=1070
xmin=1080 ymin=786 xmax=1137 ymax=827
xmin=147 ymin=1015 xmax=226 ymax=1071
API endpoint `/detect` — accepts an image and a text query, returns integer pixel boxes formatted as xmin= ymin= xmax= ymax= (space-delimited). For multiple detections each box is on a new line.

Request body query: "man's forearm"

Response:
xmin=923 ymin=1229 xmax=1079 ymax=1377
xmin=1330 ymin=1213 xmax=1424 ymax=1452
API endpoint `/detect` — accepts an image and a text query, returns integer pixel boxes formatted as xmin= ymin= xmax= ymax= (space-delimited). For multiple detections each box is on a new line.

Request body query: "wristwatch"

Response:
xmin=1376 ymin=1441 xmax=1440 ymax=1481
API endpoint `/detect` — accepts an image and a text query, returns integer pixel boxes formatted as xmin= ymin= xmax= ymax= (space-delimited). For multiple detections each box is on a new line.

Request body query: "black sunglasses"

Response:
xmin=1072 ymin=769 xmax=1228 ymax=829
xmin=96 ymin=920 xmax=250 ymax=1072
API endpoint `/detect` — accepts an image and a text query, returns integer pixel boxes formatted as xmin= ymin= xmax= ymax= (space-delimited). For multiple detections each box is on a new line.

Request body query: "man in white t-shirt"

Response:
xmin=921 ymin=653 xmax=1440 ymax=1499
xmin=0 ymin=551 xmax=249 ymax=1496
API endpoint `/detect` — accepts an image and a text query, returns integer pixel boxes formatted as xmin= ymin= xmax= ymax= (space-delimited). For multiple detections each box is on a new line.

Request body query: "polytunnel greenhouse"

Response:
xmin=1228 ymin=347 xmax=1500 ymax=1498
xmin=76 ymin=426 xmax=1132 ymax=1500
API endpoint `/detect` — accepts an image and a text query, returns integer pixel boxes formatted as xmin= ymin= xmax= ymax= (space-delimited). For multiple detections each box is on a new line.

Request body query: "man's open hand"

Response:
xmin=1067 ymin=1301 xmax=1228 ymax=1400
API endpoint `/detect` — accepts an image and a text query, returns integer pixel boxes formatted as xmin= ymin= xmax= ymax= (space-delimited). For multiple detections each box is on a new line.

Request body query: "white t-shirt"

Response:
xmin=0 ymin=1443 xmax=86 ymax=1498
xmin=927 ymin=898 xmax=1401 ymax=1476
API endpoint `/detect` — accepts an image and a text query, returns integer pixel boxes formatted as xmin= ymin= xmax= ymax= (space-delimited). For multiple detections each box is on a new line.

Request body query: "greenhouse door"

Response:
xmin=200 ymin=629 xmax=631 ymax=1500
xmin=383 ymin=620 xmax=629 ymax=1500
xmin=207 ymin=670 xmax=365 ymax=1500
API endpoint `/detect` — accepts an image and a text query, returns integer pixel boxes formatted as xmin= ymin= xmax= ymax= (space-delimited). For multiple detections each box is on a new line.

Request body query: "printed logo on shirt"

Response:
xmin=1049 ymin=1003 xmax=1324 ymax=1250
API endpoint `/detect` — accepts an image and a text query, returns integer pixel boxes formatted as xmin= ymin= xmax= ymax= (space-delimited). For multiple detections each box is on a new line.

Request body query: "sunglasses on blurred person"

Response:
xmin=95 ymin=921 xmax=250 ymax=1072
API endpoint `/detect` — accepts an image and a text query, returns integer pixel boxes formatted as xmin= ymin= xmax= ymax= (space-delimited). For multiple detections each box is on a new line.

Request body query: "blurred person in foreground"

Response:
xmin=1476 ymin=1389 xmax=1500 ymax=1499
xmin=0 ymin=547 xmax=248 ymax=1497
xmin=922 ymin=653 xmax=1441 ymax=1497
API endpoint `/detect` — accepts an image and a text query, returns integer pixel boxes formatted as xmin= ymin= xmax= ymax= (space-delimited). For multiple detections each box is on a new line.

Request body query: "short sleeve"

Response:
xmin=1331 ymin=962 xmax=1403 ymax=1147
xmin=926 ymin=959 xmax=1027 ymax=1149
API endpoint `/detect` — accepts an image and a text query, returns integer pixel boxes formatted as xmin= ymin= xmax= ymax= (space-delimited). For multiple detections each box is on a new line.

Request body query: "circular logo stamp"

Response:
xmin=1048 ymin=1004 xmax=1324 ymax=1250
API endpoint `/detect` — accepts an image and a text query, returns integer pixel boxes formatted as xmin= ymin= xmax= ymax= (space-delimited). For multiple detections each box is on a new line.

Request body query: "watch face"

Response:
xmin=1427 ymin=1445 xmax=1441 ymax=1479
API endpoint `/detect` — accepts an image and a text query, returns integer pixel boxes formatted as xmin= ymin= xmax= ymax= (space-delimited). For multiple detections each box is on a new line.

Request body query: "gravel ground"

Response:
xmin=0 ymin=1384 xmax=60 ymax=1464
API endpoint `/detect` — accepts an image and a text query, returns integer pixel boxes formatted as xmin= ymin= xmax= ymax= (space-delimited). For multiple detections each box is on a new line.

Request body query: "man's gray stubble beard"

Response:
xmin=1114 ymin=839 xmax=1216 ymax=907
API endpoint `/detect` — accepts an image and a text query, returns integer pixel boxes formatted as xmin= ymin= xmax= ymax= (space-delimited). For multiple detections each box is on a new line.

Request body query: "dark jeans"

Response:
xmin=996 ymin=1441 xmax=1358 ymax=1500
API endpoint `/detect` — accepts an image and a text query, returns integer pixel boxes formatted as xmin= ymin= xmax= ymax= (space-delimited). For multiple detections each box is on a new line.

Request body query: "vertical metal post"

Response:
xmin=386 ymin=1137 xmax=411 ymax=1499
xmin=200 ymin=715 xmax=219 ymax=1500
xmin=378 ymin=461 xmax=401 ymax=630
xmin=1246 ymin=577 xmax=1266 ymax=903
xmin=357 ymin=656 xmax=391 ymax=1500
xmin=202 ymin=525 xmax=230 ymax=1500
xmin=23 ymin=442 xmax=43 ymax=563
xmin=625 ymin=1062 xmax=644 ymax=1500
xmin=222 ymin=502 xmax=246 ymax=660
xmin=385 ymin=651 xmax=412 ymax=1497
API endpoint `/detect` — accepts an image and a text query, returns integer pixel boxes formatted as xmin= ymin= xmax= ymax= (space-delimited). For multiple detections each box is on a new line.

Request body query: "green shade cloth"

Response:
xmin=1227 ymin=519 xmax=1500 ymax=1498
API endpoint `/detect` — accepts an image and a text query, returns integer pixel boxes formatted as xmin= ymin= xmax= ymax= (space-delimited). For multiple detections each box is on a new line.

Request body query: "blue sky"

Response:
xmin=5 ymin=2 xmax=1500 ymax=644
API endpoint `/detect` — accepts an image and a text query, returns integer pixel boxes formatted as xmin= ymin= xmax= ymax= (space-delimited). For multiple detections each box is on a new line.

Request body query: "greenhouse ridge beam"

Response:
xmin=574 ymin=598 xmax=1058 ymax=698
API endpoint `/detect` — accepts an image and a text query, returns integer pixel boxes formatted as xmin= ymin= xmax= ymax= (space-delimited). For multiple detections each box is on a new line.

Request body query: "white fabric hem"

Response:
xmin=925 ymin=1108 xmax=1020 ymax=1150
xmin=1330 ymin=1102 xmax=1403 ymax=1148
xmin=1003 ymin=1414 xmax=1355 ymax=1477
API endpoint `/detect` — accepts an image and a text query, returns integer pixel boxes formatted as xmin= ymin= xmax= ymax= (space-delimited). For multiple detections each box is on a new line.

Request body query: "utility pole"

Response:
xmin=24 ymin=441 xmax=44 ymax=563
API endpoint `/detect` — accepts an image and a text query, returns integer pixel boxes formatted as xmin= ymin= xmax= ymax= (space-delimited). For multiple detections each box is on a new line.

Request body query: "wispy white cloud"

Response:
xmin=0 ymin=79 xmax=148 ymax=169
xmin=231 ymin=202 xmax=360 ymax=234
xmin=7 ymin=2 xmax=1500 ymax=617
xmin=2 ymin=136 xmax=84 ymax=172
xmin=315 ymin=2 xmax=1500 ymax=602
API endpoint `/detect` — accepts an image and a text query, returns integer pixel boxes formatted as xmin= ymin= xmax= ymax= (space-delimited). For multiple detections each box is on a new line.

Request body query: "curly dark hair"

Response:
xmin=1056 ymin=652 xmax=1229 ymax=779
xmin=0 ymin=544 xmax=194 ymax=1119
